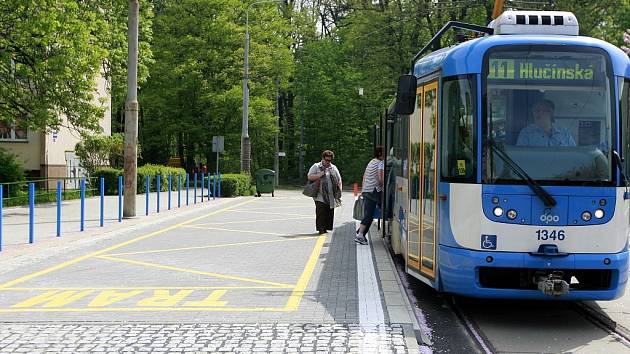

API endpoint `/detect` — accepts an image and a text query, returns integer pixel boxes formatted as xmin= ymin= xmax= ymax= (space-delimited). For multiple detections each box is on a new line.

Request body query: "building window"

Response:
xmin=0 ymin=120 xmax=27 ymax=141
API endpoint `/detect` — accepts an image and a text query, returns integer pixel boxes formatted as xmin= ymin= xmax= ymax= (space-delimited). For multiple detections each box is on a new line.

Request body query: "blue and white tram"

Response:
xmin=384 ymin=11 xmax=629 ymax=300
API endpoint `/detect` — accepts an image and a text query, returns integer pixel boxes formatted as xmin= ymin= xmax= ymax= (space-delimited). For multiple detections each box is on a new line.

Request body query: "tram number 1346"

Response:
xmin=536 ymin=229 xmax=566 ymax=241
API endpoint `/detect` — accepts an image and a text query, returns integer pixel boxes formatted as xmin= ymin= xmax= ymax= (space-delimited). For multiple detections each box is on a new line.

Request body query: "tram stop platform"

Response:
xmin=0 ymin=189 xmax=424 ymax=353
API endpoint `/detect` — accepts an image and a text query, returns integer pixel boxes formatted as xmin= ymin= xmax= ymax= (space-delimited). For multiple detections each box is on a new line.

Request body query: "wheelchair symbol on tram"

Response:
xmin=481 ymin=234 xmax=497 ymax=250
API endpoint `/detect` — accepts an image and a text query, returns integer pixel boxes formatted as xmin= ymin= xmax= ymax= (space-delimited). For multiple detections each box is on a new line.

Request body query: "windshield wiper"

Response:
xmin=612 ymin=149 xmax=628 ymax=186
xmin=486 ymin=139 xmax=557 ymax=207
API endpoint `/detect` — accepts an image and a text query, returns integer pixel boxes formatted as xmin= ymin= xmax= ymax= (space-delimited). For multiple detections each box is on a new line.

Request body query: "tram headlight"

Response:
xmin=493 ymin=207 xmax=504 ymax=217
xmin=599 ymin=199 xmax=607 ymax=206
xmin=594 ymin=209 xmax=605 ymax=219
xmin=506 ymin=209 xmax=517 ymax=220
xmin=491 ymin=196 xmax=500 ymax=204
xmin=581 ymin=211 xmax=592 ymax=222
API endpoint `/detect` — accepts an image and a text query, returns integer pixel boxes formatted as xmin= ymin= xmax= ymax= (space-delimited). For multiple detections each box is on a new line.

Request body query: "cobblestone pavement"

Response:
xmin=0 ymin=323 xmax=408 ymax=353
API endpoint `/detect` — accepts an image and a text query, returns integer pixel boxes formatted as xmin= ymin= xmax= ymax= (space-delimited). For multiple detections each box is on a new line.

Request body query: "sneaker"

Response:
xmin=354 ymin=235 xmax=368 ymax=245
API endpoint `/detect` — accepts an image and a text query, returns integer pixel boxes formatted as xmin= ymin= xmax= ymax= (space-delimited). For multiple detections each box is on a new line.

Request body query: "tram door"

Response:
xmin=407 ymin=81 xmax=438 ymax=278
xmin=420 ymin=82 xmax=437 ymax=278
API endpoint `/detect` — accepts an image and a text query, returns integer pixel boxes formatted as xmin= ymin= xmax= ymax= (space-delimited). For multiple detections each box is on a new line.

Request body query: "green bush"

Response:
xmin=137 ymin=164 xmax=186 ymax=193
xmin=92 ymin=165 xmax=186 ymax=195
xmin=92 ymin=167 xmax=123 ymax=195
xmin=218 ymin=174 xmax=254 ymax=197
xmin=0 ymin=148 xmax=25 ymax=197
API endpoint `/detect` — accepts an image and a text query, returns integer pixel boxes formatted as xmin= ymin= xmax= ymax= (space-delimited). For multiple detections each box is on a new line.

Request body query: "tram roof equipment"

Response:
xmin=489 ymin=11 xmax=579 ymax=36
xmin=409 ymin=11 xmax=581 ymax=72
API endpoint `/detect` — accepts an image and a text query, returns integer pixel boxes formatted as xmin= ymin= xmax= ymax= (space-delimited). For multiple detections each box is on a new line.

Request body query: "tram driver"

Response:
xmin=516 ymin=99 xmax=576 ymax=147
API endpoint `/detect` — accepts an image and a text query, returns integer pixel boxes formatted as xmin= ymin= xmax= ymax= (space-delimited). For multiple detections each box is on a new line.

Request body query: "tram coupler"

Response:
xmin=535 ymin=271 xmax=570 ymax=296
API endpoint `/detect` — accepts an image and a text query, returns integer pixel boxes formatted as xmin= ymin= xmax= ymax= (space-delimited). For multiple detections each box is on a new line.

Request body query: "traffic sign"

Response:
xmin=212 ymin=136 xmax=224 ymax=153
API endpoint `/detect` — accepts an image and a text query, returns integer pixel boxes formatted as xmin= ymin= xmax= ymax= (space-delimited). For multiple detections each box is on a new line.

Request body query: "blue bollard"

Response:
xmin=208 ymin=173 xmax=212 ymax=200
xmin=118 ymin=176 xmax=123 ymax=222
xmin=80 ymin=179 xmax=85 ymax=232
xmin=57 ymin=181 xmax=62 ymax=237
xmin=218 ymin=173 xmax=221 ymax=199
xmin=29 ymin=183 xmax=35 ymax=243
xmin=194 ymin=173 xmax=197 ymax=204
xmin=201 ymin=172 xmax=205 ymax=202
xmin=0 ymin=184 xmax=3 ymax=251
xmin=100 ymin=177 xmax=104 ymax=227
xmin=168 ymin=174 xmax=172 ymax=210
xmin=186 ymin=173 xmax=190 ymax=206
xmin=177 ymin=174 xmax=181 ymax=208
xmin=145 ymin=175 xmax=150 ymax=216
xmin=157 ymin=174 xmax=161 ymax=213
xmin=212 ymin=173 xmax=216 ymax=200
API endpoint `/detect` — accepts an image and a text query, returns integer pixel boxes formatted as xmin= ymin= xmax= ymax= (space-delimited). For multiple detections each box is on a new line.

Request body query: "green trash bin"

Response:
xmin=254 ymin=169 xmax=276 ymax=197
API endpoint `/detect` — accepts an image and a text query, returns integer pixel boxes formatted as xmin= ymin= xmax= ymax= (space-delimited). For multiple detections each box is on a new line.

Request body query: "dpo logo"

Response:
xmin=539 ymin=208 xmax=560 ymax=223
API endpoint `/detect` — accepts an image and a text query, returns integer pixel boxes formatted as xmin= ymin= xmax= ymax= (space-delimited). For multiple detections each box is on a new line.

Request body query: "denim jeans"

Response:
xmin=359 ymin=190 xmax=380 ymax=234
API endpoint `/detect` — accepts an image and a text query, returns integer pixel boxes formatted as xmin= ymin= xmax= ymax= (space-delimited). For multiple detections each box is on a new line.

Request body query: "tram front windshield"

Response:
xmin=483 ymin=47 xmax=614 ymax=186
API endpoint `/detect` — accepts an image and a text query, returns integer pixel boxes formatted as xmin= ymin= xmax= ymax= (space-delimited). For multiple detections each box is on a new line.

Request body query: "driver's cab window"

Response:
xmin=484 ymin=47 xmax=613 ymax=185
xmin=489 ymin=91 xmax=608 ymax=150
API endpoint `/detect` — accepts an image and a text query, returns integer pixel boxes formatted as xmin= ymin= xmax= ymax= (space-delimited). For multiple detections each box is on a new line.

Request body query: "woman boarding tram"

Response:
xmin=381 ymin=10 xmax=629 ymax=300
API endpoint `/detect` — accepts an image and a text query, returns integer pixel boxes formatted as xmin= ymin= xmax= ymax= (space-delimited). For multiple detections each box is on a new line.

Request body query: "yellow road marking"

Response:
xmin=104 ymin=237 xmax=315 ymax=257
xmin=0 ymin=199 xmax=256 ymax=289
xmin=0 ymin=286 xmax=283 ymax=291
xmin=230 ymin=210 xmax=312 ymax=217
xmin=182 ymin=225 xmax=290 ymax=236
xmin=194 ymin=216 xmax=310 ymax=226
xmin=0 ymin=307 xmax=287 ymax=313
xmin=284 ymin=233 xmax=327 ymax=311
xmin=96 ymin=255 xmax=294 ymax=288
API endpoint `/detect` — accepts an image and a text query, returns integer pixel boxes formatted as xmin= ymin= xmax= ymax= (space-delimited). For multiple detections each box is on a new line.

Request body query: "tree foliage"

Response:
xmin=138 ymin=0 xmax=292 ymax=173
xmin=75 ymin=133 xmax=125 ymax=174
xmin=0 ymin=0 xmax=153 ymax=134
xmin=0 ymin=0 xmax=107 ymax=132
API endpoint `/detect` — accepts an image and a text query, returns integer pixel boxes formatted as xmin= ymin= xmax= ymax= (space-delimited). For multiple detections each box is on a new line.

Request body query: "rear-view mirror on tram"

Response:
xmin=395 ymin=74 xmax=417 ymax=115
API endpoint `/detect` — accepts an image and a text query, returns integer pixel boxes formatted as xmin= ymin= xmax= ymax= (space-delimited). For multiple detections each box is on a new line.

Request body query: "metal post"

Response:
xmin=201 ymin=172 xmax=205 ymax=202
xmin=194 ymin=173 xmax=197 ymax=204
xmin=145 ymin=175 xmax=149 ymax=216
xmin=57 ymin=180 xmax=62 ymax=236
xmin=241 ymin=24 xmax=251 ymax=174
xmin=168 ymin=174 xmax=172 ymax=210
xmin=80 ymin=179 xmax=85 ymax=232
xmin=218 ymin=173 xmax=221 ymax=198
xmin=208 ymin=173 xmax=214 ymax=200
xmin=186 ymin=173 xmax=189 ymax=206
xmin=157 ymin=174 xmax=161 ymax=213
xmin=118 ymin=176 xmax=123 ymax=222
xmin=29 ymin=183 xmax=34 ymax=243
xmin=177 ymin=174 xmax=181 ymax=208
xmin=241 ymin=0 xmax=283 ymax=174
xmin=123 ymin=0 xmax=140 ymax=218
xmin=212 ymin=173 xmax=216 ymax=200
xmin=100 ymin=177 xmax=104 ymax=227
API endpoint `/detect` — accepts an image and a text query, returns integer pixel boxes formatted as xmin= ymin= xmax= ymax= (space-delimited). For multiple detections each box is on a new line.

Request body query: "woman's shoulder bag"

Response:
xmin=302 ymin=178 xmax=320 ymax=197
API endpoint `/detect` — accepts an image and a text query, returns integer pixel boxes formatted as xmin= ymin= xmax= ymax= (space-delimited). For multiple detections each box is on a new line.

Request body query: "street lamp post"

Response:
xmin=242 ymin=0 xmax=283 ymax=174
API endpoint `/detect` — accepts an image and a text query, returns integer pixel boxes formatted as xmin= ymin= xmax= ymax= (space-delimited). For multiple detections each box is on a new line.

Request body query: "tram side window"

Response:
xmin=441 ymin=75 xmax=476 ymax=182
xmin=621 ymin=79 xmax=630 ymax=178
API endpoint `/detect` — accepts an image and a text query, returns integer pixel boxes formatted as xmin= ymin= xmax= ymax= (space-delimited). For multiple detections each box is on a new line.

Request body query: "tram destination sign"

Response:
xmin=488 ymin=58 xmax=601 ymax=82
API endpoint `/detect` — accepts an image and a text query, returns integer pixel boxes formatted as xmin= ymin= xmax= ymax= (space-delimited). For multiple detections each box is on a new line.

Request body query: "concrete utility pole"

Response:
xmin=123 ymin=0 xmax=139 ymax=217
xmin=274 ymin=79 xmax=280 ymax=186
xmin=242 ymin=0 xmax=283 ymax=175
